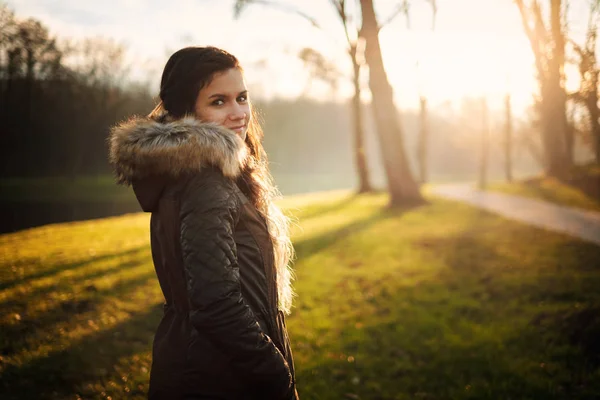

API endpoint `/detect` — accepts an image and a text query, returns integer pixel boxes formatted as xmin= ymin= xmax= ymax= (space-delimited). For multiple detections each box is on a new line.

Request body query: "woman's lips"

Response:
xmin=229 ymin=125 xmax=246 ymax=133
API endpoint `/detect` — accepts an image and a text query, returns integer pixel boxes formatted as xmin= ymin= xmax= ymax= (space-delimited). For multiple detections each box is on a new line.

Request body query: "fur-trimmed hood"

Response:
xmin=109 ymin=116 xmax=248 ymax=211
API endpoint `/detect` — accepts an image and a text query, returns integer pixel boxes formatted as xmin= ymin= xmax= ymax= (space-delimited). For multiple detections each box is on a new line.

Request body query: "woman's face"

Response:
xmin=194 ymin=68 xmax=251 ymax=140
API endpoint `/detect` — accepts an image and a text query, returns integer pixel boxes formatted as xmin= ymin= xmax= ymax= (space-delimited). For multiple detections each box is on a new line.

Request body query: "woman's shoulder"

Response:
xmin=187 ymin=166 xmax=238 ymax=189
xmin=178 ymin=167 xmax=242 ymax=207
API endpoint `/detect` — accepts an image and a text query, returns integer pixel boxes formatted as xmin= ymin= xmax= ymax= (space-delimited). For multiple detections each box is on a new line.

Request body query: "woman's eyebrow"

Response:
xmin=208 ymin=90 xmax=248 ymax=99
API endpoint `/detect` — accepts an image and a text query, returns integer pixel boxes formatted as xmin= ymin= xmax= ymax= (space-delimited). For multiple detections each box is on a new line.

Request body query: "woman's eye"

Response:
xmin=212 ymin=99 xmax=224 ymax=106
xmin=237 ymin=95 xmax=247 ymax=103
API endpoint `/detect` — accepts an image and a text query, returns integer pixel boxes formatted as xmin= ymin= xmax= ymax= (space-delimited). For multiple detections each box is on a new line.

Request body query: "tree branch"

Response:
xmin=568 ymin=38 xmax=585 ymax=59
xmin=514 ymin=0 xmax=547 ymax=81
xmin=233 ymin=0 xmax=321 ymax=29
xmin=567 ymin=90 xmax=585 ymax=103
xmin=425 ymin=0 xmax=437 ymax=30
xmin=379 ymin=0 xmax=410 ymax=30
xmin=330 ymin=0 xmax=354 ymax=48
xmin=531 ymin=1 xmax=548 ymax=51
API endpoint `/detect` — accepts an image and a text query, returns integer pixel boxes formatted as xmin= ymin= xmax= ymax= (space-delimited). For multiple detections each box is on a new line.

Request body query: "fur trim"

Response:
xmin=109 ymin=116 xmax=248 ymax=185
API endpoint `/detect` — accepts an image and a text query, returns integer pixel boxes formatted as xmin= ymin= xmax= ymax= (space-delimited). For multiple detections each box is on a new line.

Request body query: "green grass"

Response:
xmin=488 ymin=164 xmax=600 ymax=212
xmin=1 ymin=191 xmax=600 ymax=399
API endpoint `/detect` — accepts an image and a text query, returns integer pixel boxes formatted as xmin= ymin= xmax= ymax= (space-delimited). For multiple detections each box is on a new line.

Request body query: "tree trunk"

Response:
xmin=514 ymin=0 xmax=570 ymax=178
xmin=350 ymin=45 xmax=373 ymax=193
xmin=479 ymin=97 xmax=489 ymax=189
xmin=359 ymin=0 xmax=423 ymax=206
xmin=6 ymin=48 xmax=17 ymax=115
xmin=545 ymin=0 xmax=570 ymax=176
xmin=565 ymin=105 xmax=575 ymax=167
xmin=589 ymin=91 xmax=600 ymax=164
xmin=417 ymin=96 xmax=428 ymax=184
xmin=585 ymin=70 xmax=600 ymax=164
xmin=504 ymin=93 xmax=513 ymax=182
xmin=25 ymin=48 xmax=34 ymax=134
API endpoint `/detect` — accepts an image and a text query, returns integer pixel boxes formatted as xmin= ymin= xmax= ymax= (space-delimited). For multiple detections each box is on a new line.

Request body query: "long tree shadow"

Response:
xmin=8 ymin=258 xmax=149 ymax=303
xmin=0 ymin=267 xmax=156 ymax=359
xmin=418 ymin=209 xmax=600 ymax=376
xmin=293 ymin=203 xmax=422 ymax=259
xmin=291 ymin=194 xmax=360 ymax=222
xmin=0 ymin=304 xmax=163 ymax=400
xmin=0 ymin=245 xmax=148 ymax=291
xmin=294 ymin=210 xmax=600 ymax=399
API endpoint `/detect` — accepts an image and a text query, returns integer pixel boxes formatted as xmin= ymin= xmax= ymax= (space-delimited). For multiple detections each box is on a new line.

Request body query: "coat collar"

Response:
xmin=108 ymin=114 xmax=248 ymax=212
xmin=109 ymin=115 xmax=248 ymax=186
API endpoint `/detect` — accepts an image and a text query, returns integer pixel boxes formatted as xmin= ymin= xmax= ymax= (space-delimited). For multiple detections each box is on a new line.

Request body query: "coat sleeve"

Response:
xmin=179 ymin=171 xmax=294 ymax=399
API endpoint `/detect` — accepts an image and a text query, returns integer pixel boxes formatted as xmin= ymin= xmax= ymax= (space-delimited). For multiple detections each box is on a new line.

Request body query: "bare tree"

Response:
xmin=2 ymin=16 xmax=62 ymax=145
xmin=514 ymin=0 xmax=571 ymax=177
xmin=0 ymin=5 xmax=16 ymax=75
xmin=0 ymin=7 xmax=156 ymax=180
xmin=569 ymin=0 xmax=600 ymax=164
xmin=62 ymin=37 xmax=129 ymax=176
xmin=0 ymin=4 xmax=16 ymax=115
xmin=234 ymin=0 xmax=430 ymax=203
xmin=504 ymin=92 xmax=513 ymax=182
xmin=359 ymin=0 xmax=423 ymax=205
xmin=64 ymin=36 xmax=129 ymax=87
xmin=417 ymin=96 xmax=428 ymax=184
xmin=331 ymin=0 xmax=373 ymax=193
xmin=298 ymin=47 xmax=341 ymax=97
xmin=518 ymin=104 xmax=547 ymax=168
xmin=234 ymin=0 xmax=374 ymax=193
xmin=416 ymin=0 xmax=437 ymax=184
xmin=478 ymin=97 xmax=489 ymax=189
xmin=17 ymin=19 xmax=61 ymax=81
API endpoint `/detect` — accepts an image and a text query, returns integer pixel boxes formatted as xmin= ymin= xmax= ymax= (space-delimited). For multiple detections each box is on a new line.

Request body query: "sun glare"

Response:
xmin=379 ymin=27 xmax=538 ymax=113
xmin=367 ymin=0 xmax=582 ymax=114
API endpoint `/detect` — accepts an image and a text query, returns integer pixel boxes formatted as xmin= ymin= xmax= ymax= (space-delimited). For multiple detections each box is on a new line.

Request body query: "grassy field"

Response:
xmin=488 ymin=164 xmax=600 ymax=212
xmin=1 ymin=191 xmax=600 ymax=399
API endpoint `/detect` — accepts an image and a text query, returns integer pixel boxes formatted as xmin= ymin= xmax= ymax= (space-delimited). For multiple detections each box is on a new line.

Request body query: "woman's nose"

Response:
xmin=229 ymin=104 xmax=247 ymax=120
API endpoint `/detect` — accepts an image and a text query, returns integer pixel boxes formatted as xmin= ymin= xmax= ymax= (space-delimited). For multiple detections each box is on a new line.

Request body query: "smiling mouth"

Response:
xmin=230 ymin=126 xmax=246 ymax=132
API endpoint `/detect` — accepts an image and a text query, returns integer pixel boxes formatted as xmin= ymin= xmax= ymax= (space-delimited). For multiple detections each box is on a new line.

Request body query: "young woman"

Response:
xmin=109 ymin=46 xmax=298 ymax=400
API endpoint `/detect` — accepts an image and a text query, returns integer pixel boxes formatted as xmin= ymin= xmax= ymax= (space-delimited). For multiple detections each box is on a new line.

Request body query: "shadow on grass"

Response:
xmin=418 ymin=209 xmax=600 ymax=369
xmin=0 ymin=199 xmax=422 ymax=399
xmin=293 ymin=203 xmax=422 ymax=259
xmin=0 ymin=267 xmax=156 ymax=358
xmin=0 ymin=304 xmax=162 ymax=400
xmin=293 ymin=194 xmax=360 ymax=221
xmin=294 ymin=209 xmax=600 ymax=399
xmin=0 ymin=246 xmax=148 ymax=291
xmin=8 ymin=258 xmax=150 ymax=303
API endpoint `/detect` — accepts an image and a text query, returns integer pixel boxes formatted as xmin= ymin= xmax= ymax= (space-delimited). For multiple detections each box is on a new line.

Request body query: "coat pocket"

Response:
xmin=186 ymin=326 xmax=231 ymax=375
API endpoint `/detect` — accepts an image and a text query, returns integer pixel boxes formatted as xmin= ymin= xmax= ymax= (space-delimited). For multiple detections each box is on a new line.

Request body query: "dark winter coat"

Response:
xmin=109 ymin=116 xmax=297 ymax=400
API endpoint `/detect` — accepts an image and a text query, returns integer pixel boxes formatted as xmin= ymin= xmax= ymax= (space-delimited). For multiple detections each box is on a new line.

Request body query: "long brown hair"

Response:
xmin=150 ymin=46 xmax=295 ymax=313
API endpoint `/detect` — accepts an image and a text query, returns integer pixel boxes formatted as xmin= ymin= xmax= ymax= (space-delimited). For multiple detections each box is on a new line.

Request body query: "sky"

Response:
xmin=6 ymin=0 xmax=592 ymax=114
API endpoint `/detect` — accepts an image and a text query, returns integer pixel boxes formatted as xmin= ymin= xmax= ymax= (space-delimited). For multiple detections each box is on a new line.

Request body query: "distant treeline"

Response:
xmin=0 ymin=5 xmax=155 ymax=178
xmin=0 ymin=4 xmax=548 ymax=186
xmin=260 ymin=98 xmax=546 ymax=189
xmin=0 ymin=4 xmax=556 ymax=234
